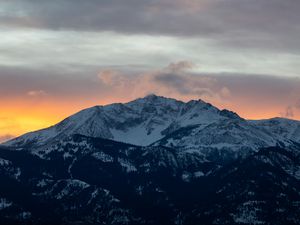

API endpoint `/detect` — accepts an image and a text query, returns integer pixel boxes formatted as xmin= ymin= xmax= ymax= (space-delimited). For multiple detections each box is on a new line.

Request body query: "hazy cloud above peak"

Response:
xmin=95 ymin=62 xmax=300 ymax=119
xmin=97 ymin=61 xmax=223 ymax=102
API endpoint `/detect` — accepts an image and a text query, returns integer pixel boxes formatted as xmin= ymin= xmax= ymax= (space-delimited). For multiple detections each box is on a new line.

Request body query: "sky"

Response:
xmin=1 ymin=0 xmax=300 ymax=142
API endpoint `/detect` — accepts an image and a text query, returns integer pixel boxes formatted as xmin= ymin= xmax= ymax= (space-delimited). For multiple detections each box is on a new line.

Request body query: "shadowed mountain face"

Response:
xmin=1 ymin=95 xmax=300 ymax=224
xmin=0 ymin=135 xmax=300 ymax=225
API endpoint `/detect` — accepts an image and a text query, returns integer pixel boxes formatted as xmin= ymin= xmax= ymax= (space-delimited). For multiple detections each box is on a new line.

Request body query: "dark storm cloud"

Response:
xmin=1 ymin=0 xmax=300 ymax=52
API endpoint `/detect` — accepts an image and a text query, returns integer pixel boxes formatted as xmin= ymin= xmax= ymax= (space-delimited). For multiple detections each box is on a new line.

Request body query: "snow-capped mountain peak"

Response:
xmin=4 ymin=95 xmax=300 ymax=156
xmin=5 ymin=95 xmax=227 ymax=147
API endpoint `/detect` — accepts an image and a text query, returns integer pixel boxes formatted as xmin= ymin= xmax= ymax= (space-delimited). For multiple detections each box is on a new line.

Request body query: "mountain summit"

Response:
xmin=4 ymin=95 xmax=232 ymax=146
xmin=5 ymin=95 xmax=300 ymax=157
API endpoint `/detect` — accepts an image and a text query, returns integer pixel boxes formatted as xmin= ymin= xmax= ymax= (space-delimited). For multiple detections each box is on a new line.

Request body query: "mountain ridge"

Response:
xmin=1 ymin=134 xmax=300 ymax=224
xmin=1 ymin=95 xmax=300 ymax=224
xmin=4 ymin=95 xmax=300 ymax=156
xmin=3 ymin=95 xmax=237 ymax=146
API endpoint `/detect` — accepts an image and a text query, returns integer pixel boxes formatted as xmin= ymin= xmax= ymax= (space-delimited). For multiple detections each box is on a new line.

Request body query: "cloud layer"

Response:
xmin=1 ymin=0 xmax=300 ymax=77
xmin=1 ymin=0 xmax=300 ymax=53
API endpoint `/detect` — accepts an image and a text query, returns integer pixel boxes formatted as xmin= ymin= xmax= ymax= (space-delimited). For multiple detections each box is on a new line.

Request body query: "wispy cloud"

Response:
xmin=27 ymin=90 xmax=47 ymax=97
xmin=97 ymin=61 xmax=227 ymax=104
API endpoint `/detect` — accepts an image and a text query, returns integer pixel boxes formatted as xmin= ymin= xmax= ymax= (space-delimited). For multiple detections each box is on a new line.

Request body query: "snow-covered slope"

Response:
xmin=5 ymin=95 xmax=234 ymax=147
xmin=4 ymin=95 xmax=300 ymax=154
xmin=153 ymin=119 xmax=278 ymax=154
xmin=249 ymin=117 xmax=300 ymax=143
xmin=1 ymin=135 xmax=300 ymax=225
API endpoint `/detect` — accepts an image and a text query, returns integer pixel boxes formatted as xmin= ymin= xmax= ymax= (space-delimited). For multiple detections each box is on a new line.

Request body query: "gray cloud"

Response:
xmin=0 ymin=66 xmax=104 ymax=100
xmin=96 ymin=61 xmax=221 ymax=101
xmin=153 ymin=62 xmax=217 ymax=97
xmin=1 ymin=0 xmax=300 ymax=53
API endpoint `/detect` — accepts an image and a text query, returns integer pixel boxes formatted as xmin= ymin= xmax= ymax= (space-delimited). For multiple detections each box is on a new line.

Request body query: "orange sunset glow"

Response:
xmin=1 ymin=87 xmax=299 ymax=143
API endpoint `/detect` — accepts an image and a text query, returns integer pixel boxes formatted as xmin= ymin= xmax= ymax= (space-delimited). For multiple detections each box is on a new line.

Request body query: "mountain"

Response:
xmin=249 ymin=117 xmax=300 ymax=143
xmin=0 ymin=135 xmax=300 ymax=225
xmin=2 ymin=95 xmax=300 ymax=224
xmin=5 ymin=95 xmax=233 ymax=147
xmin=5 ymin=95 xmax=300 ymax=162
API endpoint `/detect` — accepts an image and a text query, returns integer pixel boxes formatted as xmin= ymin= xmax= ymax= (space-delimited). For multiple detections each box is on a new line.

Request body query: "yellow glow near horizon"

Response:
xmin=0 ymin=95 xmax=299 ymax=143
xmin=0 ymin=97 xmax=116 ymax=142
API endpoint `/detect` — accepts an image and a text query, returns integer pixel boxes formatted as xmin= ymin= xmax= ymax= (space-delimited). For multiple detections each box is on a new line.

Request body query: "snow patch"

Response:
xmin=92 ymin=152 xmax=114 ymax=162
xmin=0 ymin=198 xmax=12 ymax=210
xmin=118 ymin=158 xmax=137 ymax=173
